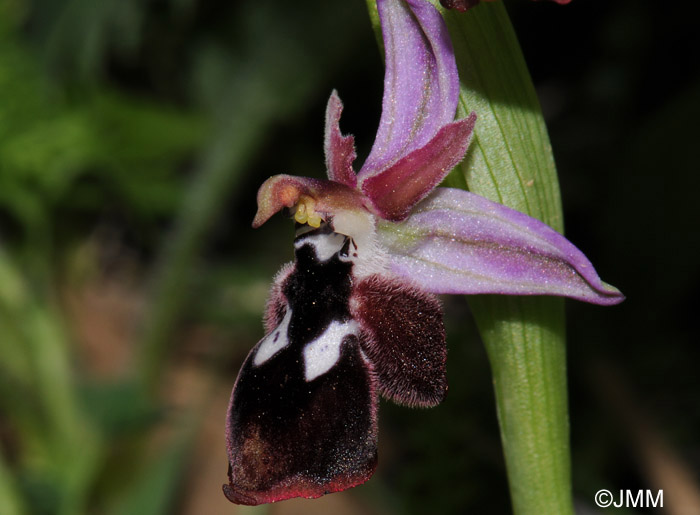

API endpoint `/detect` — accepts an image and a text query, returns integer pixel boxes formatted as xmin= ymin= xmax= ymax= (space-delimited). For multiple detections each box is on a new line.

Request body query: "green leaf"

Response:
xmin=365 ymin=2 xmax=574 ymax=513
xmin=442 ymin=4 xmax=562 ymax=230
xmin=437 ymin=3 xmax=573 ymax=514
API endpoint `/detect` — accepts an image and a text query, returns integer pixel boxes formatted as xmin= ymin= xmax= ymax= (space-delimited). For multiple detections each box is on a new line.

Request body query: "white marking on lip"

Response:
xmin=302 ymin=319 xmax=358 ymax=381
xmin=253 ymin=308 xmax=292 ymax=366
xmin=294 ymin=232 xmax=347 ymax=262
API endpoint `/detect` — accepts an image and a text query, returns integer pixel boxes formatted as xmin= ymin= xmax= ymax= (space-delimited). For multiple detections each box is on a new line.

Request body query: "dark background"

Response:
xmin=0 ymin=0 xmax=697 ymax=513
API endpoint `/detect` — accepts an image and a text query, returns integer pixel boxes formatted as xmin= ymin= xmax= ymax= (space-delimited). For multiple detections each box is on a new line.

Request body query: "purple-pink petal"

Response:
xmin=324 ymin=91 xmax=358 ymax=188
xmin=360 ymin=114 xmax=476 ymax=221
xmin=359 ymin=0 xmax=461 ymax=180
xmin=377 ymin=188 xmax=624 ymax=305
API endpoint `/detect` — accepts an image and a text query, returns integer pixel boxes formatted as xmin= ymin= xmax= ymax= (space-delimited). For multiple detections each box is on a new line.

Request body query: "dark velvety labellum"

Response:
xmin=224 ymin=224 xmax=378 ymax=505
xmin=224 ymin=336 xmax=377 ymax=505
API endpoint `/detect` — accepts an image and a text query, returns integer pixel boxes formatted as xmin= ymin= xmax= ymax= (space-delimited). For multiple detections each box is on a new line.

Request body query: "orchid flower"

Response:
xmin=224 ymin=0 xmax=622 ymax=506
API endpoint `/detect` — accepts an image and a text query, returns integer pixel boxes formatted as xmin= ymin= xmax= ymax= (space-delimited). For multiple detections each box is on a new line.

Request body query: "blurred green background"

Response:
xmin=0 ymin=0 xmax=698 ymax=513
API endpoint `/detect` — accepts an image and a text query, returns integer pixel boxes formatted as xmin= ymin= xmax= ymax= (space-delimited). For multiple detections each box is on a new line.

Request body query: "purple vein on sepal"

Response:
xmin=359 ymin=0 xmax=461 ymax=181
xmin=377 ymin=188 xmax=624 ymax=305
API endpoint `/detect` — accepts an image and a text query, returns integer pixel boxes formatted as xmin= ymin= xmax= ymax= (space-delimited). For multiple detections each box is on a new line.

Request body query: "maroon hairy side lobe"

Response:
xmin=351 ymin=274 xmax=447 ymax=408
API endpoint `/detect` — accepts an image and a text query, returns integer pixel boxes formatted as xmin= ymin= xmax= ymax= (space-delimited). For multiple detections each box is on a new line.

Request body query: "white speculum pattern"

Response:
xmin=302 ymin=319 xmax=359 ymax=381
xmin=293 ymin=232 xmax=347 ymax=262
xmin=254 ymin=226 xmax=371 ymax=379
xmin=253 ymin=308 xmax=292 ymax=366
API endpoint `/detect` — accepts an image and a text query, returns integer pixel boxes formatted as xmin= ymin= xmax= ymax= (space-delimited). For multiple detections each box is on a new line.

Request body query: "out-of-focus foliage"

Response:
xmin=0 ymin=0 xmax=377 ymax=513
xmin=0 ymin=4 xmax=205 ymax=238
